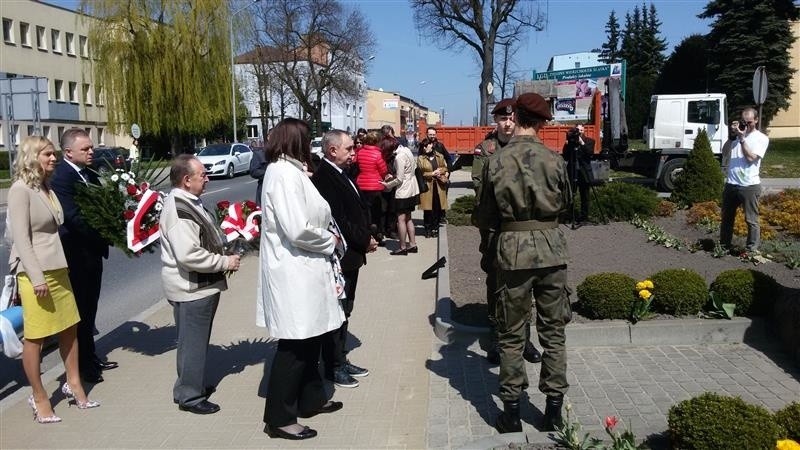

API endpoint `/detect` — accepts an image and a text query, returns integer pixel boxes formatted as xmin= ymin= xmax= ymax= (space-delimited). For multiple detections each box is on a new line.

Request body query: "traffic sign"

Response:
xmin=752 ymin=66 xmax=768 ymax=105
xmin=131 ymin=123 xmax=141 ymax=139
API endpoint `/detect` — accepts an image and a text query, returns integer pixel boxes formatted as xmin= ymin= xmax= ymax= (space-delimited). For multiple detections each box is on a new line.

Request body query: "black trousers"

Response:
xmin=322 ymin=269 xmax=359 ymax=374
xmin=361 ymin=191 xmax=384 ymax=238
xmin=65 ymin=249 xmax=104 ymax=376
xmin=264 ymin=335 xmax=327 ymax=427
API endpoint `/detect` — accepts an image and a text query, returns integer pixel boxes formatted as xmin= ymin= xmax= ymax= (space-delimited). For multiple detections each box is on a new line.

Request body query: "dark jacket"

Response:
xmin=249 ymin=148 xmax=267 ymax=206
xmin=50 ymin=161 xmax=110 ymax=259
xmin=311 ymin=159 xmax=371 ymax=271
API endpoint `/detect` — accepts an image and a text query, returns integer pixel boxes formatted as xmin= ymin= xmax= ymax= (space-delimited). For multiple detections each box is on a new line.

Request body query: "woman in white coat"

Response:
xmin=257 ymin=118 xmax=345 ymax=441
xmin=390 ymin=138 xmax=420 ymax=255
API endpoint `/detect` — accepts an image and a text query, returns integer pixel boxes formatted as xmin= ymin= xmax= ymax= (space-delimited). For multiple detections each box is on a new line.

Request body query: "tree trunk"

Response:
xmin=479 ymin=44 xmax=495 ymax=126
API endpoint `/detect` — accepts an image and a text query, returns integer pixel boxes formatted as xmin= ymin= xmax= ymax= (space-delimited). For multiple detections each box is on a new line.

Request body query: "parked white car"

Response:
xmin=196 ymin=143 xmax=253 ymax=178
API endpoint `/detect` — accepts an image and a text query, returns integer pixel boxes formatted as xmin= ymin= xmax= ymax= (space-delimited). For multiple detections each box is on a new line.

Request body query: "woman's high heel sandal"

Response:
xmin=61 ymin=383 xmax=100 ymax=409
xmin=27 ymin=395 xmax=62 ymax=424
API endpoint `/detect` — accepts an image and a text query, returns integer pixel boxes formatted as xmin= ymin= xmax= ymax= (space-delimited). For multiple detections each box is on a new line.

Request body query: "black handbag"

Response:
xmin=415 ymin=167 xmax=429 ymax=193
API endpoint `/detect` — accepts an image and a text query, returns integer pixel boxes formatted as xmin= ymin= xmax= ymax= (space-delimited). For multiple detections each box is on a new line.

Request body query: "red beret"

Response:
xmin=515 ymin=93 xmax=553 ymax=121
xmin=491 ymin=98 xmax=515 ymax=115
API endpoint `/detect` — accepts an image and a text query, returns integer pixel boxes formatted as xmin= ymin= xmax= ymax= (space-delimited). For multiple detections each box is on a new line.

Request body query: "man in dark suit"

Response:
xmin=51 ymin=128 xmax=115 ymax=383
xmin=311 ymin=129 xmax=377 ymax=389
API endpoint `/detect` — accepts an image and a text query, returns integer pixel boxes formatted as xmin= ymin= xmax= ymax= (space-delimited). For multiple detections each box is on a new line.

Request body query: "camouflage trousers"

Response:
xmin=495 ymin=265 xmax=570 ymax=402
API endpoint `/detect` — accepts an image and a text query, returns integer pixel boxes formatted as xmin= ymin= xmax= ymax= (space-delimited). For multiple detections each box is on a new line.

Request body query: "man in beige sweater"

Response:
xmin=159 ymin=155 xmax=240 ymax=415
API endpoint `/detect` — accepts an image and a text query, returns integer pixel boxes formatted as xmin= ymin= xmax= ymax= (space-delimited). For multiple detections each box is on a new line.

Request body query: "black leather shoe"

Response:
xmin=264 ymin=424 xmax=317 ymax=440
xmin=344 ymin=361 xmax=369 ymax=377
xmin=81 ymin=371 xmax=104 ymax=384
xmin=407 ymin=246 xmax=418 ymax=253
xmin=542 ymin=395 xmax=564 ymax=431
xmin=389 ymin=248 xmax=408 ymax=256
xmin=173 ymin=386 xmax=217 ymax=404
xmin=495 ymin=400 xmax=522 ymax=433
xmin=331 ymin=369 xmax=359 ymax=388
xmin=298 ymin=401 xmax=343 ymax=418
xmin=179 ymin=400 xmax=220 ymax=415
xmin=523 ymin=343 xmax=542 ymax=364
xmin=93 ymin=358 xmax=119 ymax=370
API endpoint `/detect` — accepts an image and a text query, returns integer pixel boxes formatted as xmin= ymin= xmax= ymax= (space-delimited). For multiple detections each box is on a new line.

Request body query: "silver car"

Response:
xmin=196 ymin=143 xmax=253 ymax=178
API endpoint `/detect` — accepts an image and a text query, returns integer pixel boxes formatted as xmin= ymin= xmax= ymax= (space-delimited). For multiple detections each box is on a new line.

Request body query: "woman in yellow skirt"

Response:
xmin=8 ymin=136 xmax=99 ymax=424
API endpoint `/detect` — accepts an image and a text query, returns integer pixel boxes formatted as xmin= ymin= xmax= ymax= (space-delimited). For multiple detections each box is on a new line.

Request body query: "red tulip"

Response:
xmin=244 ymin=200 xmax=257 ymax=210
xmin=123 ymin=210 xmax=135 ymax=220
xmin=604 ymin=416 xmax=619 ymax=430
xmin=218 ymin=200 xmax=231 ymax=210
xmin=126 ymin=184 xmax=138 ymax=196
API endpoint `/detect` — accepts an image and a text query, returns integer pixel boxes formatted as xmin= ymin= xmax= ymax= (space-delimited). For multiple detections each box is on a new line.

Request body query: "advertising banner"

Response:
xmin=531 ymin=62 xmax=625 ymax=122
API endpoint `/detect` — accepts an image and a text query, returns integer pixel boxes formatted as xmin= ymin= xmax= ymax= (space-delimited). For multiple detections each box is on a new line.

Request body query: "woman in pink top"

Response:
xmin=354 ymin=131 xmax=389 ymax=243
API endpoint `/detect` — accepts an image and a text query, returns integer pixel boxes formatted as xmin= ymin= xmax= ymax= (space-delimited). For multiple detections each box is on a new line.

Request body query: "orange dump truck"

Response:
xmin=418 ymin=91 xmax=603 ymax=167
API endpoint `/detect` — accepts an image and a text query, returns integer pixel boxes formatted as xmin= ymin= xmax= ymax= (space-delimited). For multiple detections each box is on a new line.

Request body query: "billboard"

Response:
xmin=531 ymin=62 xmax=625 ymax=122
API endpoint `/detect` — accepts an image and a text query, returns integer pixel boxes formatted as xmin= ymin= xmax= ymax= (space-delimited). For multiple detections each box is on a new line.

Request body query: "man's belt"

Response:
xmin=500 ymin=219 xmax=558 ymax=232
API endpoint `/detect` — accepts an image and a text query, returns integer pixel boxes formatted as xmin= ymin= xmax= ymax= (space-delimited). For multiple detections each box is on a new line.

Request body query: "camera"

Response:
xmin=566 ymin=127 xmax=581 ymax=145
xmin=737 ymin=121 xmax=747 ymax=131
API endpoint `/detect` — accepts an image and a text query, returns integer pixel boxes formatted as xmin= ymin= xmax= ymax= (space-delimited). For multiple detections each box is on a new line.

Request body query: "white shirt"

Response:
xmin=726 ymin=129 xmax=768 ymax=186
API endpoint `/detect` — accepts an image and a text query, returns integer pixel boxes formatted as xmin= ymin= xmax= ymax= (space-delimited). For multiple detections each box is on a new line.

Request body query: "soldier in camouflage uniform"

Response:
xmin=474 ymin=93 xmax=572 ymax=433
xmin=471 ymin=98 xmax=541 ymax=366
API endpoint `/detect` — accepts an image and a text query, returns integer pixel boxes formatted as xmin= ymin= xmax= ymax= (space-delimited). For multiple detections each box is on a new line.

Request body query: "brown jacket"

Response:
xmin=417 ymin=152 xmax=449 ymax=211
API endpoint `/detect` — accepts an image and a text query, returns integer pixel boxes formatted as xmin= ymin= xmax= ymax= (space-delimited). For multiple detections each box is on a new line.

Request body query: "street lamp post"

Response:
xmin=230 ymin=0 xmax=260 ymax=143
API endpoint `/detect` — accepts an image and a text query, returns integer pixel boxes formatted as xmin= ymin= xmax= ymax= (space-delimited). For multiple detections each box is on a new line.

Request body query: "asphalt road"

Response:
xmin=0 ymin=172 xmax=259 ymax=401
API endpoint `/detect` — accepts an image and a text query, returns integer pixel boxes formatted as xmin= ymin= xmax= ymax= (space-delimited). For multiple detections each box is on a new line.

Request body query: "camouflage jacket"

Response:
xmin=472 ymin=133 xmax=499 ymax=194
xmin=473 ymin=134 xmax=571 ymax=270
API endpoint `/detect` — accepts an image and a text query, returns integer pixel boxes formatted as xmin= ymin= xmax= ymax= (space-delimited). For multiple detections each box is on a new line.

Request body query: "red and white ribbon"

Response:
xmin=220 ymin=203 xmax=261 ymax=242
xmin=126 ymin=189 xmax=162 ymax=252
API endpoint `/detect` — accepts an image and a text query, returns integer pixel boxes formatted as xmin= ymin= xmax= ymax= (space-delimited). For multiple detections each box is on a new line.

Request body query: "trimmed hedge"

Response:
xmin=576 ymin=273 xmax=636 ymax=320
xmin=668 ymin=392 xmax=786 ymax=450
xmin=710 ymin=269 xmax=783 ymax=316
xmin=776 ymin=402 xmax=800 ymax=441
xmin=650 ymin=268 xmax=707 ymax=315
xmin=591 ymin=181 xmax=660 ymax=221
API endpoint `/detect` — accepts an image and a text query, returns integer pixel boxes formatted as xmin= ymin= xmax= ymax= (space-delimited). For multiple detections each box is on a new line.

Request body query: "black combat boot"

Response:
xmin=486 ymin=326 xmax=500 ymax=365
xmin=495 ymin=400 xmax=522 ymax=433
xmin=542 ymin=395 xmax=564 ymax=431
xmin=523 ymin=323 xmax=542 ymax=363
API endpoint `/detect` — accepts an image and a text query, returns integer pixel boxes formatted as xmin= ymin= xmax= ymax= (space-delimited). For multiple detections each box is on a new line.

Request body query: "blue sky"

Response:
xmin=47 ymin=0 xmax=712 ymax=126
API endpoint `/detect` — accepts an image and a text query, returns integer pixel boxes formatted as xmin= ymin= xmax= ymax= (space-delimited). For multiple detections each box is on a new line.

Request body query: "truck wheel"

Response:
xmin=658 ymin=158 xmax=686 ymax=192
xmin=226 ymin=163 xmax=235 ymax=179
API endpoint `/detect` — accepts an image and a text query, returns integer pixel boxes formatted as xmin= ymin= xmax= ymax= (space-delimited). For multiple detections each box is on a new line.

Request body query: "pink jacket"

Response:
xmin=354 ymin=145 xmax=388 ymax=192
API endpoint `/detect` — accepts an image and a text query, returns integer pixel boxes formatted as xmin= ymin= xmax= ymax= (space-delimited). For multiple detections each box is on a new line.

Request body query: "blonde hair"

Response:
xmin=13 ymin=136 xmax=54 ymax=188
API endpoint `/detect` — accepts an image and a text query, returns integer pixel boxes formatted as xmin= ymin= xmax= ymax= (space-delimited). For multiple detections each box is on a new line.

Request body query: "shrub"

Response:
xmin=649 ymin=268 xmax=707 ymax=315
xmin=450 ymin=194 xmax=475 ymax=215
xmin=672 ymin=129 xmax=725 ymax=207
xmin=591 ymin=182 xmax=660 ymax=221
xmin=710 ymin=269 xmax=783 ymax=316
xmin=762 ymin=189 xmax=800 ymax=236
xmin=655 ymin=200 xmax=678 ymax=217
xmin=576 ymin=273 xmax=636 ymax=319
xmin=668 ymin=392 xmax=786 ymax=450
xmin=687 ymin=201 xmax=721 ymax=225
xmin=776 ymin=402 xmax=800 ymax=441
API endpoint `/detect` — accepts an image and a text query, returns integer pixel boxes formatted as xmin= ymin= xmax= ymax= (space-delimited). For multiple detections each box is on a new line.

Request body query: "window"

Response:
xmin=247 ymin=125 xmax=258 ymax=138
xmin=3 ymin=18 xmax=13 ymax=44
xmin=358 ymin=106 xmax=363 ymax=119
xmin=69 ymin=82 xmax=78 ymax=103
xmin=0 ymin=124 xmax=3 ymax=145
xmin=36 ymin=25 xmax=46 ymax=50
xmin=322 ymin=102 xmax=327 ymax=116
xmin=54 ymin=79 xmax=64 ymax=101
xmin=346 ymin=103 xmax=351 ymax=117
xmin=66 ymin=32 xmax=75 ymax=55
xmin=27 ymin=125 xmax=34 ymax=137
xmin=97 ymin=127 xmax=104 ymax=145
xmin=12 ymin=125 xmax=20 ymax=144
xmin=687 ymin=100 xmax=721 ymax=125
xmin=51 ymin=29 xmax=60 ymax=53
xmin=96 ymin=85 xmax=104 ymax=105
xmin=19 ymin=22 xmax=30 ymax=47
xmin=79 ymin=35 xmax=88 ymax=57
xmin=43 ymin=126 xmax=50 ymax=140
xmin=57 ymin=126 xmax=65 ymax=145
xmin=82 ymin=83 xmax=91 ymax=105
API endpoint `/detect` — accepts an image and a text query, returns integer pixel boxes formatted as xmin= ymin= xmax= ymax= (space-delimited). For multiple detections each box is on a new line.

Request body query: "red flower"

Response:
xmin=604 ymin=416 xmax=618 ymax=430
xmin=218 ymin=200 xmax=231 ymax=210
xmin=126 ymin=184 xmax=138 ymax=196
xmin=123 ymin=210 xmax=135 ymax=220
xmin=244 ymin=200 xmax=257 ymax=211
xmin=135 ymin=194 xmax=142 ymax=201
xmin=140 ymin=181 xmax=150 ymax=191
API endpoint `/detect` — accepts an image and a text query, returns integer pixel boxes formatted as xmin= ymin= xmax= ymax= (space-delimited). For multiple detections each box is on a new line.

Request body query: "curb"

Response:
xmin=433 ymin=226 xmax=769 ymax=347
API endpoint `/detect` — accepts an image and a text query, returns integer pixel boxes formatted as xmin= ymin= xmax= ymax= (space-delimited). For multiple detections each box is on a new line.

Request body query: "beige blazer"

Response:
xmin=8 ymin=179 xmax=68 ymax=286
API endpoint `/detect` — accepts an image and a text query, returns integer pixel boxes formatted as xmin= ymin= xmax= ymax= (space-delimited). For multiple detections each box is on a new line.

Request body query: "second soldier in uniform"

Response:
xmin=472 ymin=98 xmax=541 ymax=366
xmin=474 ymin=93 xmax=572 ymax=433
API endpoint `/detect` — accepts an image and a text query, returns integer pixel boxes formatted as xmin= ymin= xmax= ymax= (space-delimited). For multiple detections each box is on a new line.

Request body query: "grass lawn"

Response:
xmin=761 ymin=138 xmax=800 ymax=178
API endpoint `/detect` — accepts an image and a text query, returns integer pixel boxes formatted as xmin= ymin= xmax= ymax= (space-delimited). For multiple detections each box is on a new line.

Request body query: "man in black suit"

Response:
xmin=311 ymin=129 xmax=377 ymax=389
xmin=51 ymin=128 xmax=115 ymax=383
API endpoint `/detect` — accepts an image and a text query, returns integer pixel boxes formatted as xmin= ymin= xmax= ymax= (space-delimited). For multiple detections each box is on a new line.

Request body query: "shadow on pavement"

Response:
xmin=745 ymin=285 xmax=800 ymax=380
xmin=101 ymin=321 xmax=177 ymax=356
xmin=207 ymin=338 xmax=273 ymax=391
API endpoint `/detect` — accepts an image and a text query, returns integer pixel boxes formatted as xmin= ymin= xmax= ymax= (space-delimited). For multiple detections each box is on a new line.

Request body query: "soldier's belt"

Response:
xmin=499 ymin=219 xmax=558 ymax=232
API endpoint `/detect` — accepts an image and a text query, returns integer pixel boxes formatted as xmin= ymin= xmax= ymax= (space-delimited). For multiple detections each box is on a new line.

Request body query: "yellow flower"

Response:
xmin=644 ymin=280 xmax=654 ymax=289
xmin=639 ymin=289 xmax=652 ymax=300
xmin=777 ymin=439 xmax=800 ymax=450
xmin=635 ymin=281 xmax=647 ymax=291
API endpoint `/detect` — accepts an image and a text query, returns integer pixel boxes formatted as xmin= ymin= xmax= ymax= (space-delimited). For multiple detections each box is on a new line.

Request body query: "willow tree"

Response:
xmin=80 ymin=0 xmax=233 ymax=151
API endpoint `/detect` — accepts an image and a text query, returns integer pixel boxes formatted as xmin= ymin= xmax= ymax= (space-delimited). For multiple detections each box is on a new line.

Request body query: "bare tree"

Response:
xmin=249 ymin=0 xmax=375 ymax=135
xmin=493 ymin=38 xmax=527 ymax=100
xmin=412 ymin=0 xmax=545 ymax=125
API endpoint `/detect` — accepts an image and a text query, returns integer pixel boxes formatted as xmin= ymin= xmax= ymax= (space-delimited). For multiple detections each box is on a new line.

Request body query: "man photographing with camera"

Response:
xmin=720 ymin=107 xmax=769 ymax=253
xmin=562 ymin=124 xmax=595 ymax=224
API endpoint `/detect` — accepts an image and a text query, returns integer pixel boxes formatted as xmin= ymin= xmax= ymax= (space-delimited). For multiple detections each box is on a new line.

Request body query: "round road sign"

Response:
xmin=131 ymin=123 xmax=141 ymax=139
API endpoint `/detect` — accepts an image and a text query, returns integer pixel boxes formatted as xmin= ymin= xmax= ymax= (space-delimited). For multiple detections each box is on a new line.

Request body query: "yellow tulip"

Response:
xmin=635 ymin=282 xmax=646 ymax=291
xmin=644 ymin=280 xmax=654 ymax=289
xmin=776 ymin=439 xmax=800 ymax=450
xmin=639 ymin=290 xmax=652 ymax=300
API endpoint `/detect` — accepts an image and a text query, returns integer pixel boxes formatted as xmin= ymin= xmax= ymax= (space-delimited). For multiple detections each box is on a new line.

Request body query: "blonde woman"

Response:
xmin=8 ymin=136 xmax=99 ymax=424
